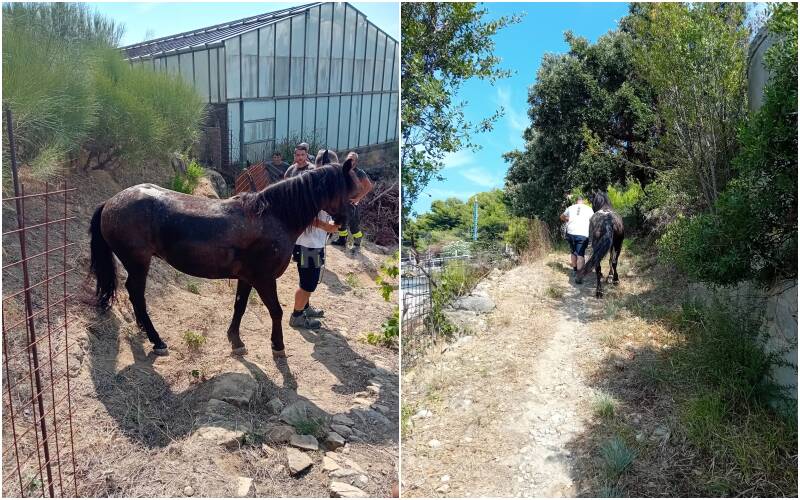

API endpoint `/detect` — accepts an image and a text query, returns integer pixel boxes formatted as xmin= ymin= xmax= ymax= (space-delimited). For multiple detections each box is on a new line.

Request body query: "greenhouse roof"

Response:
xmin=122 ymin=2 xmax=322 ymax=59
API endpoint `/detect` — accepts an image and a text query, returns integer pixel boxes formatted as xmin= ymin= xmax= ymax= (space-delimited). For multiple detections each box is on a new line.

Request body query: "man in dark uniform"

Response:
xmin=265 ymin=151 xmax=290 ymax=182
xmin=331 ymin=152 xmax=373 ymax=252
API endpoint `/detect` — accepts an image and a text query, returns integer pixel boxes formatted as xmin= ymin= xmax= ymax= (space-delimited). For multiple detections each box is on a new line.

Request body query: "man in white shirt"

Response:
xmin=560 ymin=196 xmax=594 ymax=283
xmin=285 ymin=145 xmax=340 ymax=329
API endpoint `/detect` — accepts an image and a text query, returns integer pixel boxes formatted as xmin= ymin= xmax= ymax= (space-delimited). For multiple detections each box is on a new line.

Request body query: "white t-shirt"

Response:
xmin=562 ymin=203 xmax=594 ymax=237
xmin=296 ymin=210 xmax=332 ymax=249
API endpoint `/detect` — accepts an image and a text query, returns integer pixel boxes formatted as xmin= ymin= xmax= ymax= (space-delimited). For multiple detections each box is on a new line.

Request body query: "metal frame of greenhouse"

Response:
xmin=122 ymin=2 xmax=399 ymax=172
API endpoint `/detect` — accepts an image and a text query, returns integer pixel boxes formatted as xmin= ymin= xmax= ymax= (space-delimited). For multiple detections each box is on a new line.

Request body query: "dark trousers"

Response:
xmin=337 ymin=203 xmax=363 ymax=245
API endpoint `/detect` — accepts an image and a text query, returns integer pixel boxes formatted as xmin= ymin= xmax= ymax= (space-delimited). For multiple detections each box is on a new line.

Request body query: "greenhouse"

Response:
xmin=122 ymin=2 xmax=399 ymax=171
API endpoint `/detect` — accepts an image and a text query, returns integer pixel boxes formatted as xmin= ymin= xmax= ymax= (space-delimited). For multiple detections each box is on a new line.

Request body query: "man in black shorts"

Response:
xmin=560 ymin=196 xmax=594 ymax=283
xmin=331 ymin=152 xmax=373 ymax=252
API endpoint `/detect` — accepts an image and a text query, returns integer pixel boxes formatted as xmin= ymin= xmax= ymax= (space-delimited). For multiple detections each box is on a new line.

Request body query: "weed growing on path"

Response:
xmin=593 ymin=393 xmax=616 ymax=420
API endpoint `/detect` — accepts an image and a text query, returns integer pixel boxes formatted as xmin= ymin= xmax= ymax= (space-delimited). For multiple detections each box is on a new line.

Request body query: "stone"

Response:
xmin=261 ymin=444 xmax=276 ymax=455
xmin=235 ymin=477 xmax=253 ymax=497
xmin=183 ymin=486 xmax=194 ymax=496
xmin=203 ymin=169 xmax=228 ymax=198
xmin=331 ymin=424 xmax=352 ymax=438
xmin=286 ymin=448 xmax=313 ymax=475
xmin=330 ymin=468 xmax=358 ymax=478
xmin=352 ymin=397 xmax=373 ymax=406
xmin=290 ymin=434 xmax=319 ymax=451
xmin=209 ymin=373 xmax=256 ymax=408
xmin=428 ymin=439 xmax=441 ymax=449
xmin=322 ymin=456 xmax=340 ymax=472
xmin=260 ymin=424 xmax=296 ymax=444
xmin=651 ymin=425 xmax=670 ymax=442
xmin=280 ymin=400 xmax=323 ymax=426
xmin=440 ymin=475 xmax=450 ymax=483
xmin=436 ymin=484 xmax=450 ymax=493
xmin=356 ymin=474 xmax=369 ymax=486
xmin=372 ymin=404 xmax=390 ymax=414
xmin=454 ymin=295 xmax=495 ymax=313
xmin=195 ymin=426 xmax=245 ymax=450
xmin=332 ymin=414 xmax=355 ymax=427
xmin=324 ymin=432 xmax=346 ymax=451
xmin=413 ymin=409 xmax=432 ymax=420
xmin=266 ymin=398 xmax=284 ymax=414
xmin=614 ymin=360 xmax=625 ymax=370
xmin=330 ymin=481 xmax=368 ymax=498
xmin=366 ymin=385 xmax=381 ymax=396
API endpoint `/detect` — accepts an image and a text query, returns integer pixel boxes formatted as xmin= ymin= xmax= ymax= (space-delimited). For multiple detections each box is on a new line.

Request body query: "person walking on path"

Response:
xmin=331 ymin=152 xmax=373 ymax=253
xmin=560 ymin=196 xmax=594 ymax=283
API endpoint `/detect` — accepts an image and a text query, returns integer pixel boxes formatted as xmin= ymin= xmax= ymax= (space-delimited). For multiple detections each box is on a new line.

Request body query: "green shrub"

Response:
xmin=292 ymin=417 xmax=326 ymax=438
xmin=375 ymin=252 xmax=399 ymax=302
xmin=366 ymin=308 xmax=399 ymax=347
xmin=186 ymin=282 xmax=200 ymax=294
xmin=183 ymin=330 xmax=206 ymax=351
xmin=171 ymin=160 xmax=205 ymax=194
xmin=593 ymin=393 xmax=616 ymax=420
xmin=599 ymin=436 xmax=635 ymax=477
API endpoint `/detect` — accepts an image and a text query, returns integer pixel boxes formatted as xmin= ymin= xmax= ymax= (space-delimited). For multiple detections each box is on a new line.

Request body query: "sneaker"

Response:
xmin=304 ymin=304 xmax=325 ymax=317
xmin=289 ymin=312 xmax=321 ymax=329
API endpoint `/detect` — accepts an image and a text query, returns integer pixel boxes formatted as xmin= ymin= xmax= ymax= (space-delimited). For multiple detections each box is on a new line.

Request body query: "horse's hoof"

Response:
xmin=231 ymin=346 xmax=248 ymax=356
xmin=153 ymin=347 xmax=169 ymax=356
xmin=272 ymin=349 xmax=287 ymax=358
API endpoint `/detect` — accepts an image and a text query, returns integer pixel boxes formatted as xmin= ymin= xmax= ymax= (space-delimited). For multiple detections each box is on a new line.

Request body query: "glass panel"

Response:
xmin=317 ymin=3 xmax=332 ymax=93
xmin=166 ymin=55 xmax=180 ymax=75
xmin=303 ymin=7 xmax=318 ymax=94
xmin=353 ymin=14 xmax=367 ymax=92
xmin=245 ymin=141 xmax=273 ymax=164
xmin=209 ymin=48 xmax=219 ymax=102
xmin=303 ymin=97 xmax=316 ymax=140
xmin=259 ymin=25 xmax=274 ymax=97
xmin=326 ymin=96 xmax=339 ymax=149
xmin=241 ymin=31 xmax=257 ymax=98
xmin=244 ymin=120 xmax=273 ymax=143
xmin=228 ymin=102 xmax=241 ymax=164
xmin=290 ymin=14 xmax=305 ymax=95
xmin=363 ymin=25 xmax=376 ymax=92
xmin=180 ymin=52 xmax=193 ymax=86
xmin=315 ymin=96 xmax=328 ymax=146
xmin=359 ymin=94 xmax=371 ymax=146
xmin=373 ymin=32 xmax=385 ymax=92
xmin=275 ymin=19 xmax=290 ymax=96
xmin=388 ymin=92 xmax=398 ymax=141
xmin=154 ymin=57 xmax=165 ymax=73
xmin=378 ymin=93 xmax=389 ymax=143
xmin=219 ymin=48 xmax=226 ymax=101
xmin=275 ymin=99 xmax=289 ymax=144
xmin=194 ymin=50 xmax=210 ymax=102
xmin=244 ymin=100 xmax=274 ymax=121
xmin=338 ymin=95 xmax=351 ymax=149
xmin=329 ymin=3 xmax=345 ymax=93
xmin=225 ymin=37 xmax=240 ymax=99
xmin=369 ymin=93 xmax=382 ymax=144
xmin=289 ymin=98 xmax=303 ymax=138
xmin=349 ymin=95 xmax=361 ymax=147
xmin=392 ymin=43 xmax=399 ymax=91
xmin=383 ymin=40 xmax=395 ymax=91
xmin=341 ymin=6 xmax=356 ymax=93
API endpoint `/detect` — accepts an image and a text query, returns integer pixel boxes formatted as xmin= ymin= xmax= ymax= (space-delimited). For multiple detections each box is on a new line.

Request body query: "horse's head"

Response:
xmin=318 ymin=157 xmax=360 ymax=227
xmin=592 ymin=191 xmax=611 ymax=212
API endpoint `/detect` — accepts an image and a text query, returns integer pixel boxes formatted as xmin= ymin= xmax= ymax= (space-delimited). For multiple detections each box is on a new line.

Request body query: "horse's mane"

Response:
xmin=592 ymin=192 xmax=613 ymax=212
xmin=239 ymin=164 xmax=346 ymax=231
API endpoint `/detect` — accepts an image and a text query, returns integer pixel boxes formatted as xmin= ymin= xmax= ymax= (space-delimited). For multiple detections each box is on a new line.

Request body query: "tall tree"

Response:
xmin=401 ymin=2 xmax=520 ymax=218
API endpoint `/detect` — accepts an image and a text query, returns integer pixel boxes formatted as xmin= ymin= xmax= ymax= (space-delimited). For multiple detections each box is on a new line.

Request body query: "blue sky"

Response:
xmin=412 ymin=2 xmax=630 ymax=214
xmin=91 ymin=2 xmax=399 ymax=46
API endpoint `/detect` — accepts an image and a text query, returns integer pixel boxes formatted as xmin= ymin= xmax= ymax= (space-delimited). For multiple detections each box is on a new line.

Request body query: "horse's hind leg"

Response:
xmin=123 ymin=260 xmax=168 ymax=355
xmin=227 ymin=280 xmax=252 ymax=355
xmin=596 ymin=262 xmax=604 ymax=299
xmin=611 ymin=238 xmax=623 ymax=284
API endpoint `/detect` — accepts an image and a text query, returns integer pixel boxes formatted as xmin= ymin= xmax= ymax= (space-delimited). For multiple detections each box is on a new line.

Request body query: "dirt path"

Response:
xmin=402 ymin=254 xmax=607 ymax=497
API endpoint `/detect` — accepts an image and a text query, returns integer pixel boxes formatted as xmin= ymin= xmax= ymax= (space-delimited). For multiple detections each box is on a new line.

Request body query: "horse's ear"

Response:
xmin=342 ymin=158 xmax=353 ymax=174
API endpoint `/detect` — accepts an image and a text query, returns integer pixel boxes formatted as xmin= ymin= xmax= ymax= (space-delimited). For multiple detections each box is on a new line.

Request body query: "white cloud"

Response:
xmin=460 ymin=167 xmax=499 ymax=187
xmin=441 ymin=150 xmax=474 ymax=170
xmin=495 ymin=85 xmax=529 ymax=139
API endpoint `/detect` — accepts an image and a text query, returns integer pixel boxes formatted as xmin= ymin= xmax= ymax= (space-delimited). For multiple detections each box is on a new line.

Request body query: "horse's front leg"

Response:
xmin=227 ymin=279 xmax=252 ymax=355
xmin=596 ymin=262 xmax=604 ymax=299
xmin=254 ymin=278 xmax=285 ymax=358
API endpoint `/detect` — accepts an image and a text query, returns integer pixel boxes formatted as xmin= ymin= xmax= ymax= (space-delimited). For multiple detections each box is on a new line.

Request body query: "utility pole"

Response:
xmin=472 ymin=199 xmax=478 ymax=241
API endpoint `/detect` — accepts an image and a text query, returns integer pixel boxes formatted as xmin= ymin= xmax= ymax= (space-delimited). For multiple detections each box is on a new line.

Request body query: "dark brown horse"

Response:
xmin=577 ymin=191 xmax=625 ymax=298
xmin=89 ymin=160 xmax=359 ymax=357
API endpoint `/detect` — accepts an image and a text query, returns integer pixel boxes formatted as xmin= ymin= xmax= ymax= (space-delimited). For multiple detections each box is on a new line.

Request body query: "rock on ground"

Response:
xmin=330 ymin=481 xmax=368 ymax=498
xmin=286 ymin=448 xmax=313 ymax=475
xmin=290 ymin=434 xmax=319 ymax=451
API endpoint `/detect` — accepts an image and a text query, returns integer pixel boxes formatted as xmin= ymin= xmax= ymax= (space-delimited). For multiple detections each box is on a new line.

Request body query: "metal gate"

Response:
xmin=2 ymin=109 xmax=79 ymax=497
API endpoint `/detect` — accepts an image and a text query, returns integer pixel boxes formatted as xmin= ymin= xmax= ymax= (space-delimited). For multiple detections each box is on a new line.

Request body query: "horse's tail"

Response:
xmin=579 ymin=215 xmax=614 ymax=277
xmin=89 ymin=203 xmax=117 ymax=310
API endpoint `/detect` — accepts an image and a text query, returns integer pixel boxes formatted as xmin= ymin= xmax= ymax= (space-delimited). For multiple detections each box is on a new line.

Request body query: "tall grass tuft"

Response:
xmin=599 ymin=435 xmax=635 ymax=477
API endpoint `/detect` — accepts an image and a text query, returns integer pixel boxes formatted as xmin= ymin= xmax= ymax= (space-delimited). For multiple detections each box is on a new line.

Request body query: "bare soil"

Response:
xmin=2 ymin=164 xmax=399 ymax=497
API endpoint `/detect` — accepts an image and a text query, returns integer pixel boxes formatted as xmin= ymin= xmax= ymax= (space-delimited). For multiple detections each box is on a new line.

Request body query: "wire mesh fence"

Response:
xmin=2 ymin=109 xmax=79 ymax=497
